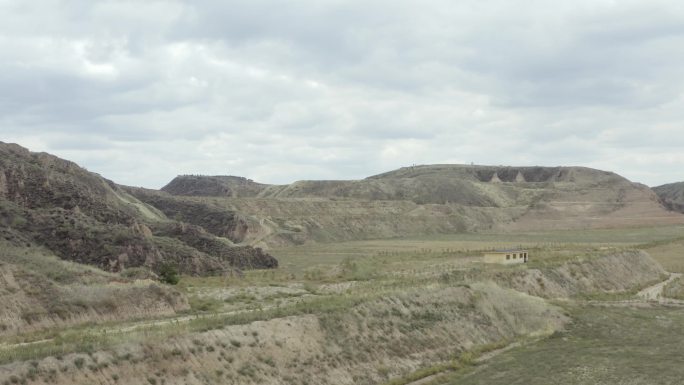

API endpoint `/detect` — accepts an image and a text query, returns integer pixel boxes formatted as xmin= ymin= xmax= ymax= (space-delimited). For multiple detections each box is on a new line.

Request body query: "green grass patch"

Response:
xmin=438 ymin=305 xmax=684 ymax=385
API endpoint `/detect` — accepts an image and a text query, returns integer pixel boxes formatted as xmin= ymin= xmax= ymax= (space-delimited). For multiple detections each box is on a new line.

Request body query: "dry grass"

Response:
xmin=272 ymin=225 xmax=684 ymax=274
xmin=2 ymin=225 xmax=683 ymax=383
xmin=640 ymin=238 xmax=684 ymax=273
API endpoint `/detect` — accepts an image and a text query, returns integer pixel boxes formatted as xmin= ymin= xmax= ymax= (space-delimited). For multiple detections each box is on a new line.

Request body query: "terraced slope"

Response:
xmin=154 ymin=165 xmax=684 ymax=247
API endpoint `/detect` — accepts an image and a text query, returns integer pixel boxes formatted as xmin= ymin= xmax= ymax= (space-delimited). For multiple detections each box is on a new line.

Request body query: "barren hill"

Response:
xmin=162 ymin=175 xmax=270 ymax=197
xmin=152 ymin=165 xmax=684 ymax=247
xmin=0 ymin=142 xmax=277 ymax=275
xmin=654 ymin=182 xmax=684 ymax=213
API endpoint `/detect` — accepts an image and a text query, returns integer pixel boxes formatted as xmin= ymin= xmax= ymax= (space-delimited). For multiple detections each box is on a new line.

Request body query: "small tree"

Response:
xmin=159 ymin=264 xmax=180 ymax=285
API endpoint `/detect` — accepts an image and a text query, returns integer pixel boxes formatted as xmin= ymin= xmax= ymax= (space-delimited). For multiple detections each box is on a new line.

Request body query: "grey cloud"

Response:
xmin=1 ymin=0 xmax=684 ymax=187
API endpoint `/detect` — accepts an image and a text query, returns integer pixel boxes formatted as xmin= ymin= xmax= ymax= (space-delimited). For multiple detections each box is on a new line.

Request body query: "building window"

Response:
xmin=506 ymin=255 xmax=510 ymax=260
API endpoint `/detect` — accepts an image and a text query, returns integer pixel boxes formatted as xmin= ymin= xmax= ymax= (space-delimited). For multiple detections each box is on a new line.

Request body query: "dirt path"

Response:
xmin=0 ymin=299 xmax=305 ymax=351
xmin=637 ymin=273 xmax=682 ymax=301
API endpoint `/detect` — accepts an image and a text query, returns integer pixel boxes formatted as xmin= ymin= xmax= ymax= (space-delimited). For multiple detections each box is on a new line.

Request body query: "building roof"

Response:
xmin=485 ymin=249 xmax=528 ymax=254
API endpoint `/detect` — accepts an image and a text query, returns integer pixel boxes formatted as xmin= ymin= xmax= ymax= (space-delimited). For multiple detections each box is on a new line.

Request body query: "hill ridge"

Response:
xmin=145 ymin=163 xmax=684 ymax=248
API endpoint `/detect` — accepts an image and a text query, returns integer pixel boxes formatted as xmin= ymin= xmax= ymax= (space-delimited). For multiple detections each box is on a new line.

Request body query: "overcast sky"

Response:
xmin=2 ymin=0 xmax=684 ymax=188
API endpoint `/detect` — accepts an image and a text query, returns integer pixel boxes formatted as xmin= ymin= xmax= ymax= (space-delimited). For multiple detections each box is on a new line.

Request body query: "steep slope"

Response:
xmin=124 ymin=187 xmax=254 ymax=244
xmin=0 ymin=142 xmax=277 ymax=275
xmin=156 ymin=165 xmax=684 ymax=247
xmin=654 ymin=181 xmax=684 ymax=213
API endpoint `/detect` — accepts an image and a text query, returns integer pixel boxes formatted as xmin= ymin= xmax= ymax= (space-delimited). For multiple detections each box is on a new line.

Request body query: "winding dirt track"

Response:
xmin=637 ymin=273 xmax=682 ymax=301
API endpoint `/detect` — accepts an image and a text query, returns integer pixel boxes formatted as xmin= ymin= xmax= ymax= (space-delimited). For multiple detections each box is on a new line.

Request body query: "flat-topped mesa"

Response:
xmin=162 ymin=175 xmax=271 ymax=197
xmin=160 ymin=165 xmax=630 ymax=201
xmin=366 ymin=164 xmax=626 ymax=184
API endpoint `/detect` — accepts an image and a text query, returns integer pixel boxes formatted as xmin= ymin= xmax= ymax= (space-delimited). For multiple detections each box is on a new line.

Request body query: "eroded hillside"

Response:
xmin=0 ymin=142 xmax=277 ymax=275
xmin=0 ymin=241 xmax=188 ymax=337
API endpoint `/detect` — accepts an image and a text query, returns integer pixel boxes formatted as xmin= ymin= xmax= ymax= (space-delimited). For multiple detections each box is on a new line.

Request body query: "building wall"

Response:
xmin=483 ymin=251 xmax=528 ymax=265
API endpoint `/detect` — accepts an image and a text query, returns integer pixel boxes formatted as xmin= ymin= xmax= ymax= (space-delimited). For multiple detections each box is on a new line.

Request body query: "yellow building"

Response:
xmin=483 ymin=249 xmax=529 ymax=264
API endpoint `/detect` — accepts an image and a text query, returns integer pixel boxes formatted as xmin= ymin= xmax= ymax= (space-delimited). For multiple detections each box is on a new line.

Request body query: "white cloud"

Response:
xmin=1 ymin=0 xmax=684 ymax=187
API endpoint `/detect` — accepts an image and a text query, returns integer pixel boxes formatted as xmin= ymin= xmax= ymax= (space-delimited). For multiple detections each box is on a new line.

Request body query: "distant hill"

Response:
xmin=653 ymin=182 xmax=684 ymax=213
xmin=162 ymin=175 xmax=270 ymax=197
xmin=163 ymin=165 xmax=637 ymax=205
xmin=155 ymin=165 xmax=684 ymax=247
xmin=256 ymin=165 xmax=624 ymax=204
xmin=0 ymin=142 xmax=277 ymax=276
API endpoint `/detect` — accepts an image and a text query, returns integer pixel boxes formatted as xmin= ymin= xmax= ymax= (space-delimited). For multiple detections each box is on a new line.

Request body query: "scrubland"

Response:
xmin=1 ymin=225 xmax=682 ymax=384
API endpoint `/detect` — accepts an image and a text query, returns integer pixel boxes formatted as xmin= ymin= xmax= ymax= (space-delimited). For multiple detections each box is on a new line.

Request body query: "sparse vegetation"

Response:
xmin=3 ymin=142 xmax=684 ymax=385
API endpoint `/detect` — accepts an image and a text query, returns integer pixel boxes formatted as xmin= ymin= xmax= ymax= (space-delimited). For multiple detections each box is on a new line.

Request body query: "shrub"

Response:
xmin=73 ymin=357 xmax=85 ymax=369
xmin=159 ymin=264 xmax=180 ymax=285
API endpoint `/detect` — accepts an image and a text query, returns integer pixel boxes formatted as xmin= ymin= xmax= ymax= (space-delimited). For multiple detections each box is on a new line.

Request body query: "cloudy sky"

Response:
xmin=2 ymin=0 xmax=684 ymax=188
